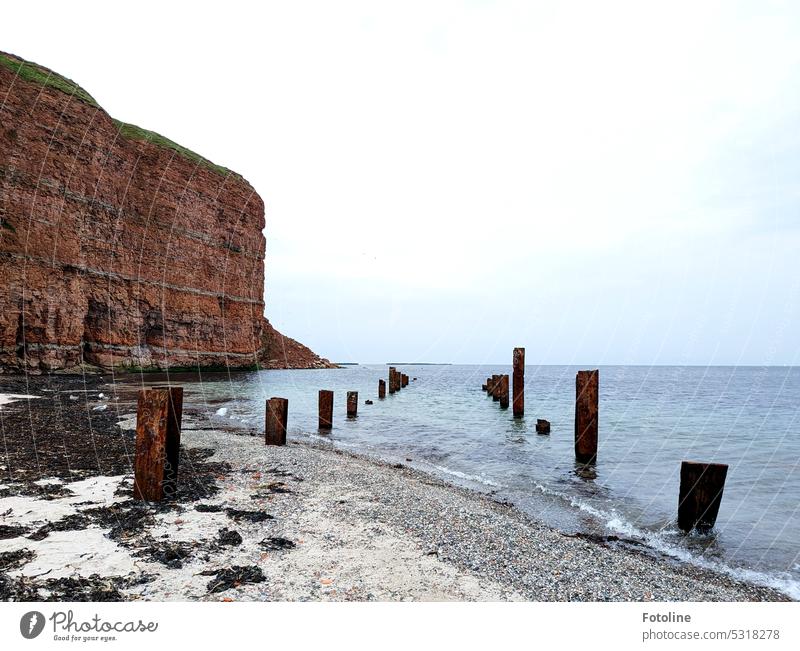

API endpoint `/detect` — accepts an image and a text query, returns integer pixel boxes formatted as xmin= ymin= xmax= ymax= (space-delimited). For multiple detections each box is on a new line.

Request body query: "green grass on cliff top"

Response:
xmin=0 ymin=52 xmax=99 ymax=107
xmin=1 ymin=52 xmax=236 ymax=178
xmin=111 ymin=120 xmax=235 ymax=177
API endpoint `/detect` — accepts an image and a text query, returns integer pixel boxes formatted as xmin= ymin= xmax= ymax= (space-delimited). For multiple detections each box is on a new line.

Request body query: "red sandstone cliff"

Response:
xmin=0 ymin=52 xmax=334 ymax=372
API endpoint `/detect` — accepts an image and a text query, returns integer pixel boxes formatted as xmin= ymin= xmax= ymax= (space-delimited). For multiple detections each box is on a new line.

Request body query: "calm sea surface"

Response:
xmin=124 ymin=365 xmax=800 ymax=598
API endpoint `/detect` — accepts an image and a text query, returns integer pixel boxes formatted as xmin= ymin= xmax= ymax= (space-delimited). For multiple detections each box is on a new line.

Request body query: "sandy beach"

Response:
xmin=0 ymin=376 xmax=788 ymax=602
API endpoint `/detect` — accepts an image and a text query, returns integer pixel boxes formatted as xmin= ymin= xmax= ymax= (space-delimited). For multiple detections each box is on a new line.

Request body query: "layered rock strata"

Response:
xmin=0 ymin=52 xmax=333 ymax=372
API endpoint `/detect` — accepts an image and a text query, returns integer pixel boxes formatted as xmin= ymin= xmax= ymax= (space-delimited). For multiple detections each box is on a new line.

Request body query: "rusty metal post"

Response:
xmin=319 ymin=389 xmax=333 ymax=429
xmin=265 ymin=397 xmax=289 ymax=446
xmin=575 ymin=370 xmax=599 ymax=464
xmin=347 ymin=391 xmax=358 ymax=417
xmin=134 ymin=386 xmax=182 ymax=501
xmin=378 ymin=379 xmax=386 ymax=399
xmin=155 ymin=385 xmax=182 ymax=497
xmin=389 ymin=367 xmax=397 ymax=394
xmin=499 ymin=375 xmax=509 ymax=409
xmin=678 ymin=462 xmax=729 ymax=532
xmin=402 ymin=373 xmax=408 ymax=387
xmin=485 ymin=377 xmax=492 ymax=394
xmin=492 ymin=374 xmax=501 ymax=401
xmin=512 ymin=347 xmax=525 ymax=418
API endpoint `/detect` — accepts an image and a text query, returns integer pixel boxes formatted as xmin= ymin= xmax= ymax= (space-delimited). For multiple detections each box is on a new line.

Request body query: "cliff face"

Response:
xmin=0 ymin=52 xmax=333 ymax=372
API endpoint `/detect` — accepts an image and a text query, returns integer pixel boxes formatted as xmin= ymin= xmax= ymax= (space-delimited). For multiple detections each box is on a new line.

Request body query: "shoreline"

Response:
xmin=0 ymin=379 xmax=790 ymax=601
xmin=0 ymin=375 xmax=792 ymax=601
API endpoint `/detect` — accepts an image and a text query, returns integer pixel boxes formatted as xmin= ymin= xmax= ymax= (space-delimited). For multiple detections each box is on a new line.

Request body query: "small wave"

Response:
xmin=530 ymin=482 xmax=800 ymax=600
xmin=214 ymin=407 xmax=228 ymax=416
xmin=433 ymin=465 xmax=500 ymax=488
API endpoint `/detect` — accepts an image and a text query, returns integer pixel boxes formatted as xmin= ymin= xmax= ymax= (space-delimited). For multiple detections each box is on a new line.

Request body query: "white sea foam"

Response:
xmin=530 ymin=482 xmax=800 ymax=601
xmin=433 ymin=465 xmax=500 ymax=488
xmin=215 ymin=407 xmax=228 ymax=416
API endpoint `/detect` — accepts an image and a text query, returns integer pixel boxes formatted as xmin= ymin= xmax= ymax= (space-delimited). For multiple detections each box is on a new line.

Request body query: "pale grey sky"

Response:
xmin=3 ymin=1 xmax=799 ymax=364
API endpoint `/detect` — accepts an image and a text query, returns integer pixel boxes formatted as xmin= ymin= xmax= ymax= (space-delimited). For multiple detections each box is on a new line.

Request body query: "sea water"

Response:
xmin=121 ymin=364 xmax=800 ymax=598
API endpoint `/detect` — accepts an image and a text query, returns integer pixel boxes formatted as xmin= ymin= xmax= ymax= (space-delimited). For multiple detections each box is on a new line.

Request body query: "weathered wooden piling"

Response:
xmin=499 ymin=375 xmax=509 ymax=409
xmin=536 ymin=419 xmax=550 ymax=434
xmin=513 ymin=347 xmax=525 ymax=418
xmin=678 ymin=461 xmax=729 ymax=532
xmin=134 ymin=386 xmax=183 ymax=501
xmin=319 ymin=389 xmax=334 ymax=429
xmin=574 ymin=370 xmax=599 ymax=464
xmin=347 ymin=391 xmax=358 ymax=417
xmin=265 ymin=397 xmax=289 ymax=446
xmin=378 ymin=379 xmax=386 ymax=399
xmin=389 ymin=367 xmax=397 ymax=394
xmin=492 ymin=374 xmax=501 ymax=401
xmin=485 ymin=377 xmax=492 ymax=394
xmin=402 ymin=374 xmax=409 ymax=388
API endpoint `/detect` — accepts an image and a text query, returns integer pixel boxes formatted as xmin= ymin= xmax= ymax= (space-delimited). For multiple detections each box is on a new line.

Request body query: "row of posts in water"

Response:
xmin=131 ymin=356 xmax=729 ymax=534
xmin=480 ymin=347 xmax=729 ymax=533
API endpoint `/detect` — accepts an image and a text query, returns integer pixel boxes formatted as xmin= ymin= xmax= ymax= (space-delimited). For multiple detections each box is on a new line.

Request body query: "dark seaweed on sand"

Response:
xmin=0 ymin=573 xmax=153 ymax=602
xmin=134 ymin=539 xmax=196 ymax=569
xmin=0 ymin=375 xmax=133 ymax=482
xmin=259 ymin=537 xmax=295 ymax=551
xmin=225 ymin=508 xmax=273 ymax=523
xmin=0 ymin=524 xmax=26 ymax=540
xmin=217 ymin=528 xmax=243 ymax=546
xmin=202 ymin=565 xmax=265 ymax=594
xmin=0 ymin=548 xmax=35 ymax=572
xmin=195 ymin=503 xmax=223 ymax=512
xmin=265 ymin=467 xmax=304 ymax=482
xmin=28 ymin=513 xmax=91 ymax=540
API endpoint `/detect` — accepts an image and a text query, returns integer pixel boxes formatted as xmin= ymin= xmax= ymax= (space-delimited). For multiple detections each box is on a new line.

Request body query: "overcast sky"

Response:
xmin=3 ymin=1 xmax=799 ymax=364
